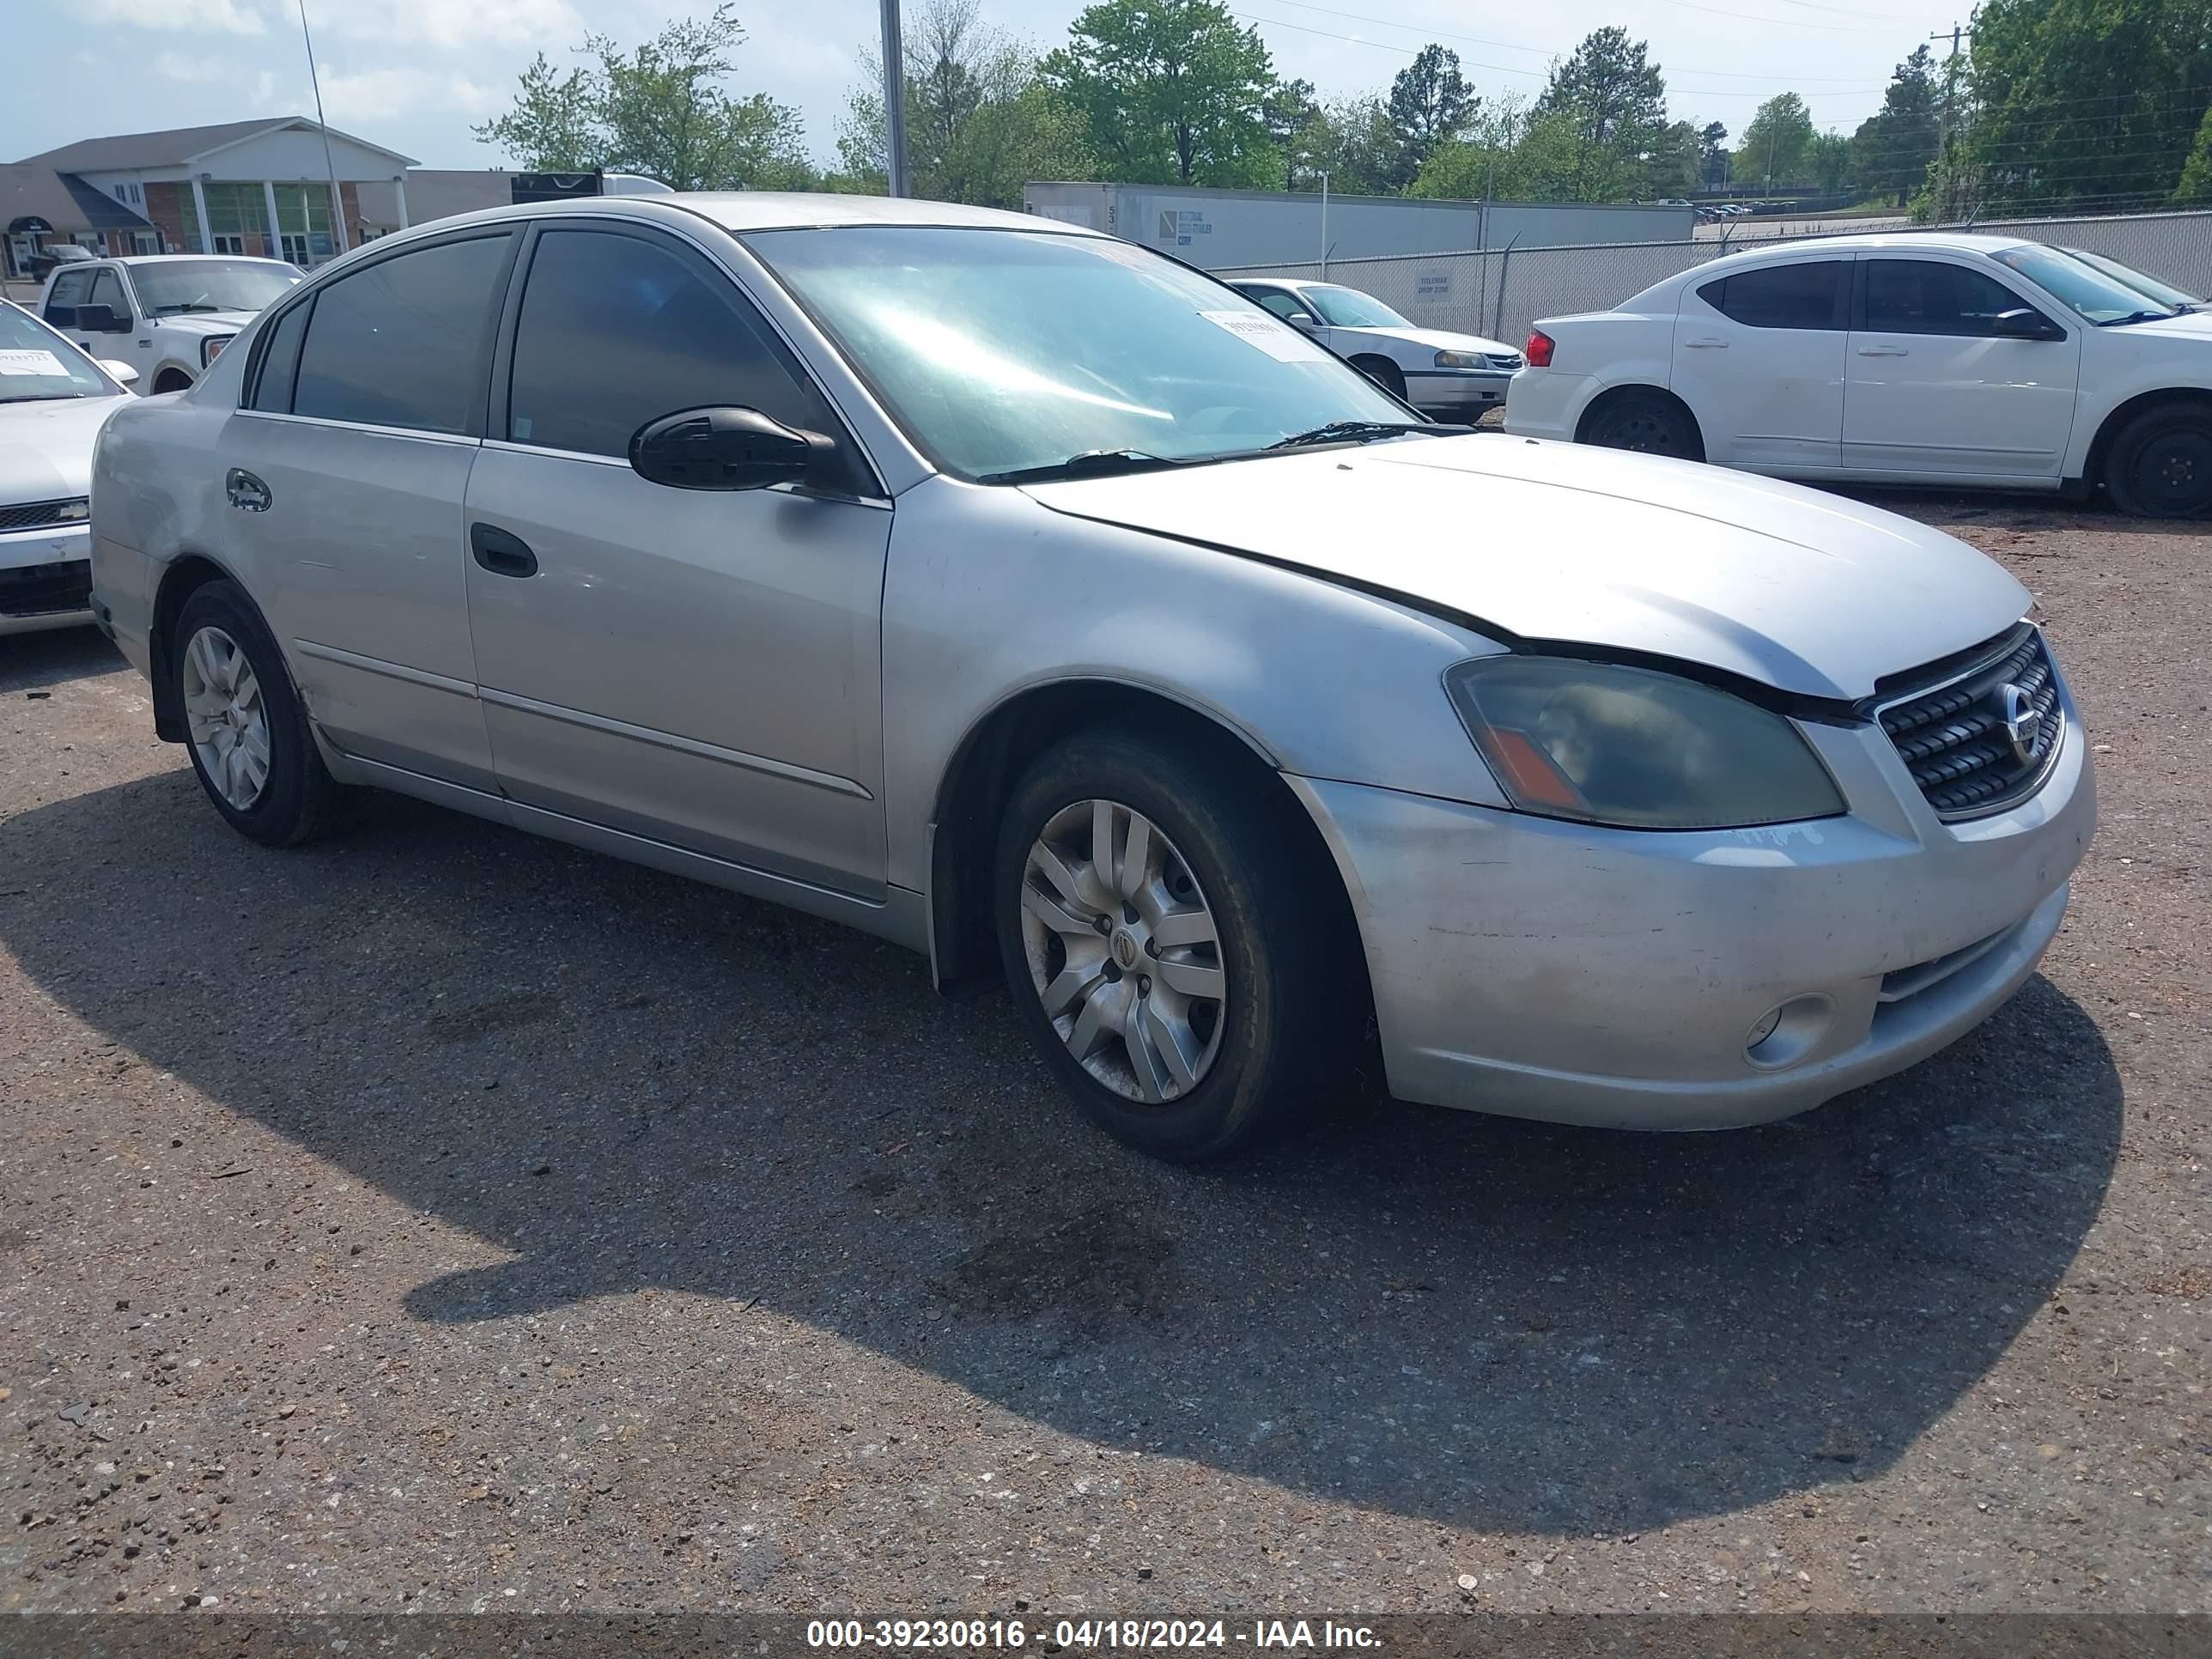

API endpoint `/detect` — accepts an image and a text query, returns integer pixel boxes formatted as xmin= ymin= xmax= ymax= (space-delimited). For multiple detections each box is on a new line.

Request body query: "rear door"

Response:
xmin=1670 ymin=257 xmax=1850 ymax=471
xmin=1842 ymin=256 xmax=2081 ymax=480
xmin=461 ymin=220 xmax=892 ymax=897
xmin=216 ymin=228 xmax=518 ymax=793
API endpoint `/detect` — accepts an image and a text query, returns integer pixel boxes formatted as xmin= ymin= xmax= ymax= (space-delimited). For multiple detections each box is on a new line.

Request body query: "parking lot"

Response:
xmin=1 ymin=488 xmax=2205 ymax=1617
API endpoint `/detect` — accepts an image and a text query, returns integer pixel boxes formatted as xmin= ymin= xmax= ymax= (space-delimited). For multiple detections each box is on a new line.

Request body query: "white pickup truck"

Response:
xmin=38 ymin=254 xmax=302 ymax=394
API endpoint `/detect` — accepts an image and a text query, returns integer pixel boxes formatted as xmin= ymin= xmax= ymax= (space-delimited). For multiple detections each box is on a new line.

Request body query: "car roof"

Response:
xmin=372 ymin=191 xmax=1101 ymax=241
xmin=1696 ymin=229 xmax=2031 ymax=274
xmin=102 ymin=253 xmax=299 ymax=265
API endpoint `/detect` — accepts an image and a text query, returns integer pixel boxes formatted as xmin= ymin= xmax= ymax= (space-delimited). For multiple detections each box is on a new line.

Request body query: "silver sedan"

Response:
xmin=88 ymin=193 xmax=2094 ymax=1158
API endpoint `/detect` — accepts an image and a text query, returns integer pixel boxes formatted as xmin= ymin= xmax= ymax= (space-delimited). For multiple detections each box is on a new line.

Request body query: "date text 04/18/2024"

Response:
xmin=805 ymin=1619 xmax=1383 ymax=1650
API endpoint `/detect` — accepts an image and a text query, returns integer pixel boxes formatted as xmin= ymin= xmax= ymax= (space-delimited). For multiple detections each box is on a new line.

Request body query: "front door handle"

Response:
xmin=225 ymin=467 xmax=271 ymax=512
xmin=470 ymin=521 xmax=539 ymax=579
xmin=1682 ymin=336 xmax=1729 ymax=349
xmin=1856 ymin=344 xmax=1911 ymax=356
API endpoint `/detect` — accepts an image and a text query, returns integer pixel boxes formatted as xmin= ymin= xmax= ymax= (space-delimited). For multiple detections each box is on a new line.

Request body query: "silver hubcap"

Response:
xmin=181 ymin=624 xmax=271 ymax=811
xmin=1019 ymin=799 xmax=1227 ymax=1105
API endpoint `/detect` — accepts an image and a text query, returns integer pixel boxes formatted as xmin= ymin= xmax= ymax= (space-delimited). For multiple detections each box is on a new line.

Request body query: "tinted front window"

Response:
xmin=1243 ymin=288 xmax=1310 ymax=322
xmin=744 ymin=226 xmax=1408 ymax=480
xmin=248 ymin=298 xmax=311 ymax=413
xmin=1698 ymin=261 xmax=1842 ymax=329
xmin=1863 ymin=260 xmax=2033 ymax=336
xmin=0 ymin=305 xmax=115 ymax=401
xmin=294 ymin=235 xmax=511 ymax=434
xmin=88 ymin=270 xmax=129 ymax=317
xmin=506 ymin=228 xmax=836 ymax=459
xmin=1301 ymin=284 xmax=1411 ymax=328
xmin=127 ymin=258 xmax=302 ymax=318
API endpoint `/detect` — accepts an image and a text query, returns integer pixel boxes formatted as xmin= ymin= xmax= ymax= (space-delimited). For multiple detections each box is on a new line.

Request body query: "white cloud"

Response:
xmin=154 ymin=50 xmax=230 ymax=82
xmin=309 ymin=0 xmax=583 ymax=50
xmin=314 ymin=64 xmax=504 ymax=123
xmin=82 ymin=0 xmax=266 ymax=36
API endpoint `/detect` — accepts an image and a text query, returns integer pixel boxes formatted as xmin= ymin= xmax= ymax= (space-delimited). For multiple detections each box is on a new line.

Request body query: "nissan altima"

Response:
xmin=87 ymin=194 xmax=2095 ymax=1159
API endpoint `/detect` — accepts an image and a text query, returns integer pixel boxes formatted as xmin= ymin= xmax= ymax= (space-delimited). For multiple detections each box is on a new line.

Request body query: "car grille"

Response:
xmin=1484 ymin=352 xmax=1525 ymax=371
xmin=0 ymin=497 xmax=89 ymax=534
xmin=1876 ymin=624 xmax=2063 ymax=820
xmin=0 ymin=558 xmax=93 ymax=618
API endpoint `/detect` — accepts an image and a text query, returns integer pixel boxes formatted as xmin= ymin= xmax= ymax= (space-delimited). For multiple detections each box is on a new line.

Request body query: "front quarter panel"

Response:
xmin=879 ymin=477 xmax=1510 ymax=892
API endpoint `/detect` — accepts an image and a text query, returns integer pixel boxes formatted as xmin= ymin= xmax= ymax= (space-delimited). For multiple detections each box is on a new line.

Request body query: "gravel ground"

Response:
xmin=1 ymin=492 xmax=2205 ymax=1620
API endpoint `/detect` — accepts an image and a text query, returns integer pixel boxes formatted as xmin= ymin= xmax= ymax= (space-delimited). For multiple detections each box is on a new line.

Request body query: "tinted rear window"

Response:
xmin=1697 ymin=261 xmax=1843 ymax=329
xmin=292 ymin=234 xmax=511 ymax=434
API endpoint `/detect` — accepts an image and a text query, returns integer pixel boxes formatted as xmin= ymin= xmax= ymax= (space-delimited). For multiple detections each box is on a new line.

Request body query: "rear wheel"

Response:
xmin=2103 ymin=404 xmax=2212 ymax=519
xmin=173 ymin=579 xmax=354 ymax=847
xmin=994 ymin=728 xmax=1344 ymax=1160
xmin=1583 ymin=391 xmax=1701 ymax=460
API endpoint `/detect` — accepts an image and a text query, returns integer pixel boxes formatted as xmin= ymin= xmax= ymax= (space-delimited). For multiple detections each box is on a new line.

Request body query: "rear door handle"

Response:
xmin=470 ymin=521 xmax=538 ymax=579
xmin=1856 ymin=344 xmax=1910 ymax=356
xmin=225 ymin=467 xmax=270 ymax=512
xmin=1682 ymin=337 xmax=1729 ymax=349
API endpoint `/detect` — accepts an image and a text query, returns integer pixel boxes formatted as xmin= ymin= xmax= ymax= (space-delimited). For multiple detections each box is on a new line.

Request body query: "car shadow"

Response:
xmin=0 ymin=771 xmax=2122 ymax=1536
xmin=1829 ymin=485 xmax=2212 ymax=538
xmin=0 ymin=625 xmax=122 ymax=693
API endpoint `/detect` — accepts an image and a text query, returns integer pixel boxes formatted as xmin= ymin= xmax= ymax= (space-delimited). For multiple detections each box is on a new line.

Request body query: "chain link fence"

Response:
xmin=1216 ymin=208 xmax=2212 ymax=349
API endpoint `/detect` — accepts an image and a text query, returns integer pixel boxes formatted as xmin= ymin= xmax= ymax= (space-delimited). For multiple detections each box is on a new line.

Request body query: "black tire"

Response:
xmin=1583 ymin=391 xmax=1702 ymax=460
xmin=2102 ymin=403 xmax=2212 ymax=519
xmin=173 ymin=579 xmax=354 ymax=847
xmin=1352 ymin=356 xmax=1407 ymax=403
xmin=153 ymin=369 xmax=193 ymax=394
xmin=993 ymin=727 xmax=1346 ymax=1161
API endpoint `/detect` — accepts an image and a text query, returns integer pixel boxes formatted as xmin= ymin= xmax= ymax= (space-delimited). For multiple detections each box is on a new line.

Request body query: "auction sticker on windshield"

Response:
xmin=0 ymin=350 xmax=69 ymax=377
xmin=1196 ymin=310 xmax=1322 ymax=362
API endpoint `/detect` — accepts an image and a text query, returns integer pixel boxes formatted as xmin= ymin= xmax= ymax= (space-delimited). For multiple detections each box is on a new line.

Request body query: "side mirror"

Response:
xmin=72 ymin=302 xmax=128 ymax=333
xmin=1992 ymin=307 xmax=2062 ymax=341
xmin=100 ymin=359 xmax=139 ymax=387
xmin=1287 ymin=313 xmax=1320 ymax=331
xmin=629 ymin=405 xmax=832 ymax=491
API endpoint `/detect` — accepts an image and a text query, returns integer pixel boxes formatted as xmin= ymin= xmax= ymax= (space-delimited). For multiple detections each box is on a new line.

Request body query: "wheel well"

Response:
xmin=153 ymin=368 xmax=193 ymax=394
xmin=927 ymin=683 xmax=1372 ymax=1033
xmin=148 ymin=554 xmax=233 ymax=742
xmin=1576 ymin=383 xmax=1705 ymax=459
xmin=2083 ymin=388 xmax=2212 ymax=491
xmin=1347 ymin=352 xmax=1401 ymax=382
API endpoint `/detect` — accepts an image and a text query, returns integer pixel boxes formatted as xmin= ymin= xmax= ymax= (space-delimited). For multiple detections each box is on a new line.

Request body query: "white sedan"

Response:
xmin=1 ymin=301 xmax=137 ymax=635
xmin=1227 ymin=277 xmax=1524 ymax=418
xmin=1506 ymin=230 xmax=2212 ymax=516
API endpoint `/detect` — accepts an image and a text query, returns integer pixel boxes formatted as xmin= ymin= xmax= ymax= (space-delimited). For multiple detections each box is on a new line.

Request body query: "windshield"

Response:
xmin=0 ymin=304 xmax=117 ymax=402
xmin=1990 ymin=244 xmax=2177 ymax=325
xmin=743 ymin=227 xmax=1410 ymax=481
xmin=126 ymin=258 xmax=302 ymax=318
xmin=2063 ymin=247 xmax=2199 ymax=311
xmin=1300 ymin=284 xmax=1412 ymax=329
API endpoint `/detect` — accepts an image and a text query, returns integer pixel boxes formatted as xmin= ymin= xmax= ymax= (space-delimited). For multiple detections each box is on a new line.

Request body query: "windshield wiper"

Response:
xmin=2100 ymin=307 xmax=2178 ymax=327
xmin=1265 ymin=419 xmax=1469 ymax=450
xmin=0 ymin=392 xmax=82 ymax=404
xmin=981 ymin=448 xmax=1191 ymax=485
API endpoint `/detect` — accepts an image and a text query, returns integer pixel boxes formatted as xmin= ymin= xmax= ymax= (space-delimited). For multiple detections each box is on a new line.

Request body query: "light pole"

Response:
xmin=880 ymin=0 xmax=908 ymax=198
xmin=1318 ymin=170 xmax=1329 ymax=277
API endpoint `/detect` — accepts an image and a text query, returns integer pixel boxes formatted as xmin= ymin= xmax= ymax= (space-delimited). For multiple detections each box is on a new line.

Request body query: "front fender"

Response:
xmin=879 ymin=477 xmax=1511 ymax=896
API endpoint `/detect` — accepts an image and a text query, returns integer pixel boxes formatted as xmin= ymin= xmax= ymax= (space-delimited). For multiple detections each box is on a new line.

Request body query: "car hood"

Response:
xmin=2112 ymin=309 xmax=2212 ymax=341
xmin=155 ymin=310 xmax=258 ymax=334
xmin=0 ymin=394 xmax=125 ymax=503
xmin=1333 ymin=324 xmax=1517 ymax=356
xmin=1023 ymin=435 xmax=2030 ymax=701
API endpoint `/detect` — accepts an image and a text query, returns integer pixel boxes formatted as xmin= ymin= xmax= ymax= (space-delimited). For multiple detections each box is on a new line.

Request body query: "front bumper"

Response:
xmin=1405 ymin=368 xmax=1514 ymax=416
xmin=0 ymin=523 xmax=93 ymax=635
xmin=1288 ymin=696 xmax=2095 ymax=1129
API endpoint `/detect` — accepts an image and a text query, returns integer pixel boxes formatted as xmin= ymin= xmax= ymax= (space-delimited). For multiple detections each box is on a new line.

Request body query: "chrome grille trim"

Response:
xmin=1875 ymin=623 xmax=2065 ymax=822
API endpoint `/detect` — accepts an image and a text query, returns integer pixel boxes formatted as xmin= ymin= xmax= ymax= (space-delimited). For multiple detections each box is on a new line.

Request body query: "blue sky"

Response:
xmin=4 ymin=0 xmax=1952 ymax=173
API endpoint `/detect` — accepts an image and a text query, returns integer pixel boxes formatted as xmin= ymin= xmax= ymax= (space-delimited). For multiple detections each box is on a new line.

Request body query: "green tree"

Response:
xmin=1698 ymin=120 xmax=1730 ymax=187
xmin=1300 ymin=95 xmax=1399 ymax=195
xmin=1385 ymin=45 xmax=1476 ymax=189
xmin=2175 ymin=101 xmax=2212 ymax=202
xmin=1966 ymin=0 xmax=2212 ymax=214
xmin=1261 ymin=76 xmax=1322 ymax=190
xmin=475 ymin=4 xmax=810 ymax=190
xmin=1041 ymin=0 xmax=1279 ymax=186
xmin=836 ymin=0 xmax=1097 ymax=208
xmin=1808 ymin=130 xmax=1854 ymax=192
xmin=1644 ymin=118 xmax=1705 ymax=197
xmin=1737 ymin=92 xmax=1816 ymax=188
xmin=1850 ymin=45 xmax=1942 ymax=206
xmin=1534 ymin=27 xmax=1670 ymax=200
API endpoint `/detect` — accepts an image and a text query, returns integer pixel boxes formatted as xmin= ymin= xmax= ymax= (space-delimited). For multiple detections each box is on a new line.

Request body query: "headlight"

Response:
xmin=202 ymin=334 xmax=234 ymax=368
xmin=1434 ymin=349 xmax=1487 ymax=368
xmin=1444 ymin=657 xmax=1844 ymax=830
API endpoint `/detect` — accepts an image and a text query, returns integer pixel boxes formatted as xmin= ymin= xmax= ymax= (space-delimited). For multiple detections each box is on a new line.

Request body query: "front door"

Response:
xmin=1843 ymin=257 xmax=2081 ymax=479
xmin=462 ymin=222 xmax=891 ymax=899
xmin=216 ymin=229 xmax=517 ymax=792
xmin=1669 ymin=257 xmax=1850 ymax=471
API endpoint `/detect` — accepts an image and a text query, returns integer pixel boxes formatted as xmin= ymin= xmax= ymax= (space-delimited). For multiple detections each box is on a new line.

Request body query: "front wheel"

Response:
xmin=1352 ymin=356 xmax=1407 ymax=402
xmin=994 ymin=729 xmax=1345 ymax=1160
xmin=2104 ymin=404 xmax=2212 ymax=519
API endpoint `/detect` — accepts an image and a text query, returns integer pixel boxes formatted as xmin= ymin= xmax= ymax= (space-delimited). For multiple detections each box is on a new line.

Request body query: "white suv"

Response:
xmin=1506 ymin=231 xmax=2212 ymax=516
xmin=1228 ymin=278 xmax=1524 ymax=419
xmin=40 ymin=255 xmax=302 ymax=395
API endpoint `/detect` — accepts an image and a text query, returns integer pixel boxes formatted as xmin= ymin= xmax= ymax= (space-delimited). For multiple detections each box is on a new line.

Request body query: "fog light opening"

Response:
xmin=1745 ymin=995 xmax=1833 ymax=1070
